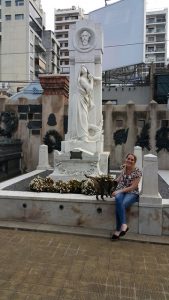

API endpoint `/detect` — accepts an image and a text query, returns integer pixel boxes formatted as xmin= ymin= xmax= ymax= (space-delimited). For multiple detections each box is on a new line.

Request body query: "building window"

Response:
xmin=30 ymin=43 xmax=33 ymax=54
xmin=147 ymin=27 xmax=154 ymax=33
xmin=15 ymin=0 xmax=24 ymax=5
xmin=5 ymin=15 xmax=11 ymax=20
xmin=15 ymin=14 xmax=24 ymax=20
xmin=65 ymin=25 xmax=69 ymax=29
xmin=30 ymin=30 xmax=34 ymax=41
xmin=147 ymin=46 xmax=154 ymax=52
xmin=147 ymin=36 xmax=154 ymax=42
xmin=30 ymin=71 xmax=34 ymax=80
xmin=56 ymin=34 xmax=63 ymax=39
xmin=56 ymin=25 xmax=62 ymax=30
xmin=156 ymin=17 xmax=166 ymax=23
xmin=5 ymin=1 xmax=11 ymax=7
xmin=147 ymin=17 xmax=155 ymax=24
xmin=56 ymin=17 xmax=62 ymax=21
xmin=72 ymin=16 xmax=78 ymax=20
xmin=30 ymin=57 xmax=34 ymax=67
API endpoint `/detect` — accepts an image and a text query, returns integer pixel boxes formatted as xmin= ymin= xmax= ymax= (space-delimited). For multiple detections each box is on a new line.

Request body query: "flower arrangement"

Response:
xmin=29 ymin=175 xmax=116 ymax=197
xmin=29 ymin=176 xmax=89 ymax=194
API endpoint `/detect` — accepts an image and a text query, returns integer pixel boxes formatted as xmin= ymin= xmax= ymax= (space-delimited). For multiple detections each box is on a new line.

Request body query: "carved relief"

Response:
xmin=73 ymin=28 xmax=96 ymax=52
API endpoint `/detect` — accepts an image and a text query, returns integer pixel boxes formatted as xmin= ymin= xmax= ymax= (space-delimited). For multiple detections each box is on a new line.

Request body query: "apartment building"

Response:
xmin=0 ymin=0 xmax=46 ymax=92
xmin=42 ymin=30 xmax=60 ymax=74
xmin=145 ymin=9 xmax=168 ymax=69
xmin=54 ymin=6 xmax=84 ymax=74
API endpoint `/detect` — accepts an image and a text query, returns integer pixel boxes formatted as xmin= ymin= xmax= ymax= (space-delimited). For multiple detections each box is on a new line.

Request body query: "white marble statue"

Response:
xmin=69 ymin=64 xmax=102 ymax=142
xmin=50 ymin=20 xmax=110 ymax=180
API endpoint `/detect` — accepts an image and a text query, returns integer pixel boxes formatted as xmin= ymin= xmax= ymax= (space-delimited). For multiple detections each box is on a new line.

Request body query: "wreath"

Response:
xmin=135 ymin=123 xmax=151 ymax=151
xmin=43 ymin=130 xmax=62 ymax=153
xmin=0 ymin=112 xmax=18 ymax=138
xmin=113 ymin=128 xmax=129 ymax=145
xmin=156 ymin=127 xmax=169 ymax=152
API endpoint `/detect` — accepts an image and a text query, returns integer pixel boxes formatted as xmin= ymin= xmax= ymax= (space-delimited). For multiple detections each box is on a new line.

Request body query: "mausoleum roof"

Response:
xmin=10 ymin=81 xmax=43 ymax=101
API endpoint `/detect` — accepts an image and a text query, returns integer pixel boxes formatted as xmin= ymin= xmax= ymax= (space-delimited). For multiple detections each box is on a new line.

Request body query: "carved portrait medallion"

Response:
xmin=73 ymin=27 xmax=96 ymax=52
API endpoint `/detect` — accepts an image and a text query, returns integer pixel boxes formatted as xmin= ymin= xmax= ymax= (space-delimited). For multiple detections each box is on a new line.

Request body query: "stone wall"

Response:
xmin=103 ymin=101 xmax=169 ymax=169
xmin=103 ymin=85 xmax=151 ymax=105
xmin=1 ymin=80 xmax=169 ymax=172
xmin=0 ymin=75 xmax=69 ymax=172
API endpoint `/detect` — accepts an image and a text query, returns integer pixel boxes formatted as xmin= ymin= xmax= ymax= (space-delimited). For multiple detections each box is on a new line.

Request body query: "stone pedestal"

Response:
xmin=139 ymin=154 xmax=162 ymax=236
xmin=37 ymin=144 xmax=51 ymax=170
xmin=134 ymin=146 xmax=143 ymax=170
xmin=50 ymin=149 xmax=109 ymax=182
xmin=134 ymin=146 xmax=143 ymax=192
xmin=61 ymin=139 xmax=103 ymax=154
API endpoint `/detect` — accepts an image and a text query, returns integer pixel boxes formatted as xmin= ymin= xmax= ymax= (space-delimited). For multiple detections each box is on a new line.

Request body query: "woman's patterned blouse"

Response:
xmin=116 ymin=167 xmax=142 ymax=195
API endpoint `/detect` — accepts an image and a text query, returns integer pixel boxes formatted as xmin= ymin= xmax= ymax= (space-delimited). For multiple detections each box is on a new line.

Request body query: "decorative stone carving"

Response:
xmin=50 ymin=19 xmax=110 ymax=181
xmin=73 ymin=28 xmax=96 ymax=52
xmin=68 ymin=64 xmax=102 ymax=142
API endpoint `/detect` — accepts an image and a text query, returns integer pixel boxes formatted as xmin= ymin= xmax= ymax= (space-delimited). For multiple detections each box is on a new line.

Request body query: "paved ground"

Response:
xmin=0 ymin=228 xmax=169 ymax=300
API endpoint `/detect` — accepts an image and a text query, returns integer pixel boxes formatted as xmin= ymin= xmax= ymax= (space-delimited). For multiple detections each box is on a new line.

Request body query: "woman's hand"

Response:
xmin=112 ymin=190 xmax=122 ymax=196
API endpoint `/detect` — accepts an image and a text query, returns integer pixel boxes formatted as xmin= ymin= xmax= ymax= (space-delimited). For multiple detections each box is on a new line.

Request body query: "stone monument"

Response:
xmin=50 ymin=19 xmax=109 ymax=181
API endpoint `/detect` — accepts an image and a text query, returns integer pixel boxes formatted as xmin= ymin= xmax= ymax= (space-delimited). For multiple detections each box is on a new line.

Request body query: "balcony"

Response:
xmin=35 ymin=37 xmax=46 ymax=53
xmin=156 ymin=48 xmax=165 ymax=53
xmin=146 ymin=48 xmax=165 ymax=54
xmin=146 ymin=18 xmax=166 ymax=25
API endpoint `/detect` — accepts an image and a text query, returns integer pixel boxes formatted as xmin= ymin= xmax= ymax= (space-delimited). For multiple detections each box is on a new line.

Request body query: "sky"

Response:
xmin=41 ymin=0 xmax=169 ymax=31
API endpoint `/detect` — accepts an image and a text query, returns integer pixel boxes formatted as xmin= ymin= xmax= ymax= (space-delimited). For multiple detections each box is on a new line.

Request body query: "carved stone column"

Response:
xmin=125 ymin=101 xmax=136 ymax=154
xmin=139 ymin=154 xmax=162 ymax=236
xmin=149 ymin=100 xmax=157 ymax=154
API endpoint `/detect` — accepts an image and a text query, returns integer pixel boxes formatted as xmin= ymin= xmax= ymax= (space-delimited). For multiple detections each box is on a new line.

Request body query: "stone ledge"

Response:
xmin=0 ymin=220 xmax=169 ymax=245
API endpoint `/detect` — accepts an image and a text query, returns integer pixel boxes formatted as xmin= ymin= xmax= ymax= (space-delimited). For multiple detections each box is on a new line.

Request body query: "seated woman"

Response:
xmin=111 ymin=153 xmax=142 ymax=240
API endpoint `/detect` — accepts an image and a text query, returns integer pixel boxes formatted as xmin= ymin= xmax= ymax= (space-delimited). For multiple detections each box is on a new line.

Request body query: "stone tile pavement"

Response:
xmin=0 ymin=228 xmax=169 ymax=300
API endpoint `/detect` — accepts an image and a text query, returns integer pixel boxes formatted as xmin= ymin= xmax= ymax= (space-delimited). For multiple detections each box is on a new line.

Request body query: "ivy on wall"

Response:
xmin=113 ymin=128 xmax=129 ymax=145
xmin=43 ymin=130 xmax=62 ymax=153
xmin=135 ymin=123 xmax=151 ymax=151
xmin=156 ymin=127 xmax=169 ymax=152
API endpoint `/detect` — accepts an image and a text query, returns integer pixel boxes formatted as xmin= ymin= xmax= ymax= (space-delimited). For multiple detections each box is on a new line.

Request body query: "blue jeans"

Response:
xmin=115 ymin=192 xmax=139 ymax=231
